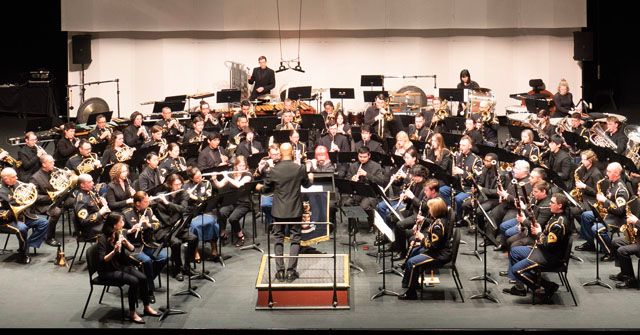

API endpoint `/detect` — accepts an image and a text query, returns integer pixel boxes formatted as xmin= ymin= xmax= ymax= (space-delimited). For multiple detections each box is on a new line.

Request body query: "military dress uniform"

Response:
xmin=123 ymin=206 xmax=167 ymax=291
xmin=74 ymin=188 xmax=107 ymax=239
xmin=514 ymin=143 xmax=541 ymax=165
xmin=611 ymin=197 xmax=640 ymax=288
xmin=440 ymin=151 xmax=482 ymax=220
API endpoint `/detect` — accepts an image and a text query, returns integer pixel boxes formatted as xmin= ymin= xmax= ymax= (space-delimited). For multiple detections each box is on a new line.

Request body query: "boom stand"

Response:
xmin=581 ymin=205 xmax=612 ymax=289
xmin=371 ymin=211 xmax=399 ymax=300
xmin=155 ymin=217 xmax=189 ymax=321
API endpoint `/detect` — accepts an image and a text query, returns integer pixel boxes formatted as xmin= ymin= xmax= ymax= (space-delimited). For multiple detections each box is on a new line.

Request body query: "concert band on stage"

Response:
xmin=3 ymin=70 xmax=640 ymax=316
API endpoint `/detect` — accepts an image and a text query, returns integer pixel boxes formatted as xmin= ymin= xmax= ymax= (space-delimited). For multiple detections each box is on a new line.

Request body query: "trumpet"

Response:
xmin=0 ymin=148 xmax=22 ymax=168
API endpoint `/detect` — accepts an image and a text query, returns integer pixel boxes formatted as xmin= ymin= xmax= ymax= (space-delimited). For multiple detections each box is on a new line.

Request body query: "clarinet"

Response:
xmin=403 ymin=200 xmax=425 ymax=266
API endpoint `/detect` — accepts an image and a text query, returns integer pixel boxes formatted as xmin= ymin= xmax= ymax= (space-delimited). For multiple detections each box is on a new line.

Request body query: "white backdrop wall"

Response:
xmin=62 ymin=0 xmax=586 ymax=119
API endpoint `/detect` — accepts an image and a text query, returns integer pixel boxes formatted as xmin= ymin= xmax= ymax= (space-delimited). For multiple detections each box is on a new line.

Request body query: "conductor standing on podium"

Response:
xmin=248 ymin=56 xmax=276 ymax=100
xmin=257 ymin=143 xmax=313 ymax=283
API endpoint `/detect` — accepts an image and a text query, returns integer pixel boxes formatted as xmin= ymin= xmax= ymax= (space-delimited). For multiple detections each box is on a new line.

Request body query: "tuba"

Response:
xmin=48 ymin=167 xmax=79 ymax=202
xmin=0 ymin=148 xmax=22 ymax=168
xmin=115 ymin=144 xmax=135 ymax=162
xmin=10 ymin=181 xmax=38 ymax=219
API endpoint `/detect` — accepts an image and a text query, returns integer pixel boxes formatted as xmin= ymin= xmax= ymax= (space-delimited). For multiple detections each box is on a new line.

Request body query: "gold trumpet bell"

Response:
xmin=55 ymin=246 xmax=67 ymax=267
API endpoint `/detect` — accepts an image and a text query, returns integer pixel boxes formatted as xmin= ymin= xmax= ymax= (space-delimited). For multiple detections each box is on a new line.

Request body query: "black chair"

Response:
xmin=81 ymin=244 xmax=126 ymax=321
xmin=68 ymin=215 xmax=98 ymax=272
xmin=420 ymin=228 xmax=464 ymax=302
xmin=0 ymin=227 xmax=17 ymax=255
xmin=532 ymin=236 xmax=578 ymax=306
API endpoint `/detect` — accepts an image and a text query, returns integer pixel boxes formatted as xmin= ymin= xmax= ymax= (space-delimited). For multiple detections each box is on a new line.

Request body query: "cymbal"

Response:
xmin=257 ymin=94 xmax=278 ymax=100
xmin=188 ymin=92 xmax=215 ymax=99
xmin=391 ymin=91 xmax=421 ymax=97
xmin=624 ymin=124 xmax=640 ymax=136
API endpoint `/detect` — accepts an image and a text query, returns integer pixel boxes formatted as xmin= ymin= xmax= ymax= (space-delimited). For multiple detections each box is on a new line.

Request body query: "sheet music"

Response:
xmin=373 ymin=211 xmax=395 ymax=242
xmin=302 ymin=185 xmax=324 ymax=193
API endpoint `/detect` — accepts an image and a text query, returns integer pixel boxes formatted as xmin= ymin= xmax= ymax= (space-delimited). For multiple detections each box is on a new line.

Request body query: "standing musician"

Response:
xmin=364 ymin=93 xmax=403 ymax=138
xmin=604 ymin=115 xmax=628 ymax=155
xmin=29 ymin=155 xmax=64 ymax=247
xmin=247 ymin=55 xmax=276 ymax=101
xmin=124 ymin=112 xmax=149 ymax=149
xmin=75 ymin=173 xmax=111 ymax=240
xmin=318 ymin=120 xmax=350 ymax=153
xmin=275 ymin=110 xmax=299 ymax=131
xmin=502 ymin=193 xmax=569 ymax=302
xmin=345 ymin=146 xmax=386 ymax=230
xmin=153 ymin=174 xmax=199 ymax=281
xmin=122 ymin=192 xmax=167 ymax=302
xmin=457 ymin=69 xmax=480 ymax=90
xmin=101 ymin=131 xmax=128 ymax=166
xmin=138 ymin=153 xmax=164 ymax=192
xmin=423 ymin=133 xmax=453 ymax=172
xmin=156 ymin=106 xmax=185 ymax=139
xmin=54 ymin=122 xmax=79 ymax=168
xmin=66 ymin=140 xmax=102 ymax=174
xmin=235 ymin=128 xmax=264 ymax=159
xmin=513 ymin=129 xmax=541 ymax=164
xmin=256 ymin=143 xmax=313 ymax=283
xmin=353 ymin=125 xmax=384 ymax=154
xmin=183 ymin=167 xmax=219 ymax=262
xmin=158 ymin=143 xmax=187 ymax=177
xmin=197 ymin=133 xmax=230 ymax=170
xmin=440 ymin=135 xmax=482 ymax=221
xmin=407 ymin=113 xmax=431 ymax=142
xmin=88 ymin=114 xmax=112 ymax=145
xmin=18 ymin=132 xmax=47 ymax=182
xmin=96 ymin=213 xmax=161 ymax=323
xmin=569 ymin=150 xmax=603 ymax=220
xmin=463 ymin=153 xmax=500 ymax=233
xmin=213 ymin=156 xmax=252 ymax=247
xmin=106 ymin=163 xmax=136 ymax=213
xmin=289 ymin=130 xmax=306 ymax=164
xmin=0 ymin=167 xmax=48 ymax=264
xmin=184 ymin=116 xmax=207 ymax=145
xmin=577 ymin=162 xmax=630 ymax=261
xmin=320 ymin=101 xmax=336 ymax=121
xmin=542 ymin=134 xmax=573 ymax=189
xmin=609 ymin=186 xmax=640 ymax=289
xmin=393 ymin=131 xmax=414 ymax=157
xmin=398 ymin=197 xmax=451 ymax=300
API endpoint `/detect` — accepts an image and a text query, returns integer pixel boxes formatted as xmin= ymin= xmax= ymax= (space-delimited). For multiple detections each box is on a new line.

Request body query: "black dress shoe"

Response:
xmin=45 ymin=238 xmax=61 ymax=247
xmin=499 ymin=271 xmax=509 ymax=277
xmin=493 ymin=244 xmax=505 ymax=252
xmin=286 ymin=270 xmax=299 ymax=283
xmin=398 ymin=291 xmax=418 ymax=300
xmin=574 ymin=242 xmax=595 ymax=252
xmin=540 ymin=282 xmax=559 ymax=302
xmin=148 ymin=294 xmax=155 ymax=304
xmin=275 ymin=270 xmax=286 ymax=282
xmin=174 ymin=272 xmax=184 ymax=282
xmin=502 ymin=285 xmax=527 ymax=296
xmin=18 ymin=254 xmax=31 ymax=264
xmin=609 ymin=273 xmax=629 ymax=282
xmin=600 ymin=254 xmax=615 ymax=262
xmin=615 ymin=279 xmax=638 ymax=289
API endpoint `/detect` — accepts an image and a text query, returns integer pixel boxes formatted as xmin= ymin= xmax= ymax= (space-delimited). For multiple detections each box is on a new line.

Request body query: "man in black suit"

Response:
xmin=344 ymin=146 xmax=386 ymax=230
xmin=138 ymin=153 xmax=163 ymax=192
xmin=17 ymin=131 xmax=46 ymax=182
xmin=544 ymin=134 xmax=573 ymax=189
xmin=318 ymin=120 xmax=350 ymax=153
xmin=197 ymin=133 xmax=229 ymax=170
xmin=29 ymin=155 xmax=63 ymax=247
xmin=235 ymin=129 xmax=264 ymax=158
xmin=353 ymin=125 xmax=384 ymax=154
xmin=257 ymin=143 xmax=313 ymax=283
xmin=248 ymin=56 xmax=276 ymax=100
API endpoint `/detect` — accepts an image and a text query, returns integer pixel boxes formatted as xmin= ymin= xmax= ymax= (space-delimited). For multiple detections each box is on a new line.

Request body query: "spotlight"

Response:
xmin=275 ymin=62 xmax=288 ymax=73
xmin=292 ymin=62 xmax=305 ymax=73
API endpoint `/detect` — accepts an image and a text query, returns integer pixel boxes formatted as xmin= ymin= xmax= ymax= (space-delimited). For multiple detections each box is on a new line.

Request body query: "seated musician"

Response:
xmin=463 ymin=117 xmax=484 ymax=148
xmin=423 ymin=133 xmax=452 ymax=172
xmin=138 ymin=153 xmax=164 ymax=192
xmin=320 ymin=100 xmax=336 ymax=121
xmin=156 ymin=106 xmax=185 ymax=139
xmin=514 ymin=129 xmax=541 ymax=164
xmin=503 ymin=193 xmax=569 ymax=302
xmin=153 ymin=174 xmax=199 ymax=281
xmin=565 ymin=112 xmax=589 ymax=140
xmin=230 ymin=100 xmax=253 ymax=127
xmin=122 ymin=191 xmax=167 ymax=301
xmin=229 ymin=114 xmax=248 ymax=139
xmin=552 ymin=79 xmax=574 ymax=117
xmin=29 ymin=155 xmax=65 ymax=247
xmin=106 ymin=163 xmax=135 ymax=213
xmin=462 ymin=153 xmax=500 ymax=233
xmin=604 ymin=115 xmax=628 ymax=155
xmin=398 ymin=197 xmax=451 ymax=300
xmin=255 ymin=144 xmax=281 ymax=230
xmin=184 ymin=116 xmax=207 ymax=144
xmin=75 ymin=173 xmax=111 ymax=240
xmin=183 ymin=167 xmax=219 ymax=262
xmin=536 ymin=109 xmax=556 ymax=141
xmin=124 ymin=112 xmax=149 ymax=149
xmin=0 ymin=167 xmax=48 ymax=264
xmin=96 ymin=213 xmax=160 ymax=323
xmin=0 ymin=148 xmax=12 ymax=169
xmin=140 ymin=125 xmax=167 ymax=155
xmin=275 ymin=110 xmax=299 ymax=131
xmin=17 ymin=131 xmax=47 ymax=181
xmin=277 ymin=98 xmax=296 ymax=117
xmin=54 ymin=122 xmax=79 ymax=168
xmin=407 ymin=113 xmax=431 ymax=142
xmin=306 ymin=145 xmax=335 ymax=173
xmin=235 ymin=128 xmax=264 ymax=159
xmin=353 ymin=125 xmax=384 ymax=154
xmin=198 ymin=133 xmax=230 ymax=171
xmin=610 ymin=186 xmax=640 ymax=289
xmin=335 ymin=112 xmax=351 ymax=136
xmin=376 ymin=148 xmax=419 ymax=219
xmin=158 ymin=143 xmax=187 ymax=177
xmin=344 ymin=146 xmax=385 ymax=230
xmin=577 ymin=162 xmax=629 ymax=261
xmin=289 ymin=130 xmax=306 ymax=164
xmin=503 ymin=181 xmax=552 ymax=251
xmin=88 ymin=114 xmax=112 ymax=145
xmin=318 ymin=120 xmax=350 ymax=153
xmin=543 ymin=135 xmax=573 ymax=189
xmin=393 ymin=131 xmax=414 ymax=157
xmin=213 ymin=156 xmax=252 ymax=247
xmin=66 ymin=140 xmax=102 ymax=174
xmin=196 ymin=102 xmax=222 ymax=133
xmin=101 ymin=131 xmax=130 ymax=166
xmin=569 ymin=150 xmax=603 ymax=220
xmin=439 ymin=135 xmax=482 ymax=221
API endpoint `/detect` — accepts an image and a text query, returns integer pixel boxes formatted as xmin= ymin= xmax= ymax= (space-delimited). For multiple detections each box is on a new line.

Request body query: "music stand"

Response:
xmin=474 ymin=144 xmax=533 ymax=167
xmin=330 ymin=88 xmax=355 ymax=114
xmin=189 ymin=196 xmax=219 ymax=282
xmin=130 ymin=145 xmax=160 ymax=173
xmin=239 ymin=181 xmax=263 ymax=253
xmin=468 ymin=215 xmax=500 ymax=303
xmin=156 ymin=215 xmax=190 ymax=321
xmin=562 ymin=131 xmax=590 ymax=151
xmin=363 ymin=91 xmax=388 ymax=103
xmin=301 ymin=114 xmax=325 ymax=129
xmin=589 ymin=144 xmax=640 ymax=174
xmin=336 ymin=152 xmax=358 ymax=165
xmin=581 ymin=203 xmax=613 ymax=289
xmin=360 ymin=75 xmax=384 ymax=87
xmin=288 ymin=86 xmax=312 ymax=101
xmin=369 ymin=152 xmax=395 ymax=167
xmin=216 ymin=90 xmax=240 ymax=104
xmin=180 ymin=142 xmax=202 ymax=161
xmin=152 ymin=100 xmax=186 ymax=114
xmin=370 ymin=210 xmax=399 ymax=300
xmin=438 ymin=88 xmax=464 ymax=102
xmin=98 ymin=163 xmax=114 ymax=184
xmin=340 ymin=205 xmax=367 ymax=272
xmin=441 ymin=132 xmax=464 ymax=148
xmin=86 ymin=111 xmax=113 ymax=126
xmin=249 ymin=117 xmax=280 ymax=137
xmin=442 ymin=117 xmax=466 ymax=133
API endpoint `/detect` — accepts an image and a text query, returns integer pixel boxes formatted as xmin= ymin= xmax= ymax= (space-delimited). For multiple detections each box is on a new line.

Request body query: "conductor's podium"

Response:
xmin=255 ymin=254 xmax=350 ymax=310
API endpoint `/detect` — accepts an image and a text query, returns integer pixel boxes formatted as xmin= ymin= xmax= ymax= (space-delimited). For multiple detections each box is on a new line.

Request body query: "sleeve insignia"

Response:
xmin=431 ymin=233 xmax=439 ymax=243
xmin=77 ymin=209 xmax=88 ymax=220
xmin=547 ymin=232 xmax=557 ymax=243
xmin=616 ymin=197 xmax=627 ymax=207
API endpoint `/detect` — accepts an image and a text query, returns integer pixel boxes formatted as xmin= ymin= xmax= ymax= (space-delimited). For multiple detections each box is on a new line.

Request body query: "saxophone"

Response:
xmin=623 ymin=197 xmax=638 ymax=244
xmin=593 ymin=177 xmax=608 ymax=219
xmin=570 ymin=165 xmax=584 ymax=203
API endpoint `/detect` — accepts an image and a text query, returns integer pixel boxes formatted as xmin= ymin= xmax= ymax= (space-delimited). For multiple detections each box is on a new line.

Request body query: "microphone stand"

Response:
xmin=156 ymin=217 xmax=188 ymax=321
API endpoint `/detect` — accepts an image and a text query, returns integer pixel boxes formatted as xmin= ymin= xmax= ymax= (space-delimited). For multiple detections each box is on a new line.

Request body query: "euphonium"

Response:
xmin=0 ymin=148 xmax=22 ymax=168
xmin=589 ymin=123 xmax=617 ymax=150
xmin=570 ymin=165 xmax=584 ymax=203
xmin=10 ymin=181 xmax=38 ymax=219
xmin=48 ymin=167 xmax=79 ymax=201
xmin=115 ymin=144 xmax=135 ymax=162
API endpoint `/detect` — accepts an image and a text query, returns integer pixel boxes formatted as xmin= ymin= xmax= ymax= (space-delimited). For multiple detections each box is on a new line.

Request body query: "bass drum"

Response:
xmin=76 ymin=97 xmax=110 ymax=124
xmin=394 ymin=85 xmax=429 ymax=108
xmin=468 ymin=88 xmax=496 ymax=114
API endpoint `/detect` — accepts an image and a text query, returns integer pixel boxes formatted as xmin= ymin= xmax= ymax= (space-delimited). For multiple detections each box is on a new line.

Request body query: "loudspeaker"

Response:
xmin=72 ymin=35 xmax=92 ymax=65
xmin=573 ymin=31 xmax=593 ymax=62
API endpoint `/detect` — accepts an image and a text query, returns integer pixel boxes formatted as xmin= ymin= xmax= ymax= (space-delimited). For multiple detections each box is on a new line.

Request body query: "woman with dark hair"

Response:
xmin=54 ymin=122 xmax=79 ymax=168
xmin=456 ymin=69 xmax=479 ymax=89
xmin=101 ymin=130 xmax=127 ymax=166
xmin=96 ymin=213 xmax=160 ymax=323
xmin=184 ymin=166 xmax=220 ymax=262
xmin=213 ymin=155 xmax=252 ymax=247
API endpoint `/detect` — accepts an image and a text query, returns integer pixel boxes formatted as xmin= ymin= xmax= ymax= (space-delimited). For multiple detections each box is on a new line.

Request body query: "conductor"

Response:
xmin=257 ymin=143 xmax=313 ymax=283
xmin=248 ymin=56 xmax=276 ymax=100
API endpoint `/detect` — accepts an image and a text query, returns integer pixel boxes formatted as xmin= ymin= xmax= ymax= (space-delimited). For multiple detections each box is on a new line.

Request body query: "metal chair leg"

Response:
xmin=81 ymin=286 xmax=94 ymax=319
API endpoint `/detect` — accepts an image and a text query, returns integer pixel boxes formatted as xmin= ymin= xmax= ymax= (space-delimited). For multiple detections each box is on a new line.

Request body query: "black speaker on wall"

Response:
xmin=72 ymin=35 xmax=92 ymax=65
xmin=573 ymin=31 xmax=593 ymax=62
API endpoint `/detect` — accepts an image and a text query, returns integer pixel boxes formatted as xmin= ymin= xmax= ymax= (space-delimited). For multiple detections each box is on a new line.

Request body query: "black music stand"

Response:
xmin=369 ymin=152 xmax=395 ymax=167
xmin=86 ymin=111 xmax=113 ymax=125
xmin=130 ymin=145 xmax=159 ymax=173
xmin=438 ymin=88 xmax=464 ymax=102
xmin=336 ymin=152 xmax=358 ymax=165
xmin=216 ymin=90 xmax=240 ymax=104
xmin=562 ymin=131 xmax=590 ymax=151
xmin=249 ymin=117 xmax=280 ymax=137
xmin=211 ymin=188 xmax=249 ymax=266
xmin=474 ymin=144 xmax=533 ymax=167
xmin=330 ymin=88 xmax=355 ymax=113
xmin=152 ymin=100 xmax=186 ymax=114
xmin=239 ymin=181 xmax=263 ymax=253
xmin=370 ymin=210 xmax=400 ymax=300
xmin=288 ymin=86 xmax=312 ymax=101
xmin=581 ymin=203 xmax=613 ymax=289
xmin=26 ymin=117 xmax=53 ymax=132
xmin=155 ymin=215 xmax=189 ymax=321
xmin=340 ymin=205 xmax=367 ymax=273
xmin=468 ymin=202 xmax=500 ymax=303
xmin=97 ymin=163 xmax=114 ymax=184
xmin=301 ymin=114 xmax=325 ymax=129
xmin=441 ymin=132 xmax=464 ymax=148
xmin=180 ymin=142 xmax=202 ymax=161
xmin=363 ymin=91 xmax=388 ymax=103
xmin=188 ymin=198 xmax=218 ymax=283
xmin=589 ymin=144 xmax=640 ymax=174
xmin=442 ymin=117 xmax=466 ymax=133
